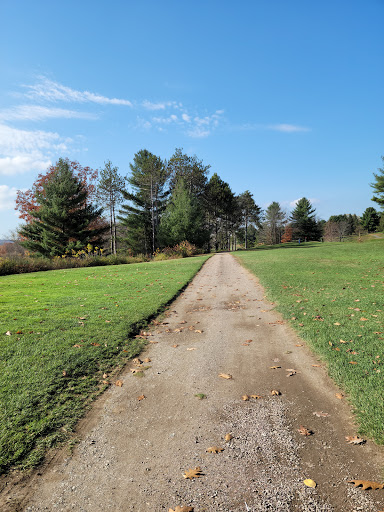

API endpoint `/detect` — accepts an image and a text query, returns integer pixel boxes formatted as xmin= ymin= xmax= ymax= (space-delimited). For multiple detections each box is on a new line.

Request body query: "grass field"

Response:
xmin=235 ymin=239 xmax=384 ymax=443
xmin=0 ymin=255 xmax=209 ymax=474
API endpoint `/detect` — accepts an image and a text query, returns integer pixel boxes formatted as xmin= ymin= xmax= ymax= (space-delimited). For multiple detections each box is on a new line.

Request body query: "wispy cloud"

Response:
xmin=24 ymin=77 xmax=133 ymax=106
xmin=0 ymin=123 xmax=71 ymax=175
xmin=0 ymin=185 xmax=19 ymax=210
xmin=0 ymin=105 xmax=97 ymax=122
xmin=289 ymin=197 xmax=320 ymax=208
xmin=268 ymin=124 xmax=310 ymax=133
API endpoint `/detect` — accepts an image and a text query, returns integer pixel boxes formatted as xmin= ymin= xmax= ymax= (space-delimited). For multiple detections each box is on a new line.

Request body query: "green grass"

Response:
xmin=235 ymin=239 xmax=384 ymax=443
xmin=0 ymin=255 xmax=209 ymax=474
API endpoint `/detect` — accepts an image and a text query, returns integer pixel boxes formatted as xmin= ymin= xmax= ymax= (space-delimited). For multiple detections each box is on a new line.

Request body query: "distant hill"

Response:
xmin=0 ymin=240 xmax=13 ymax=245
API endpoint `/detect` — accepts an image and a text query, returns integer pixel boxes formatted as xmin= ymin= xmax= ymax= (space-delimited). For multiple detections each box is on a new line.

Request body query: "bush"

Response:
xmin=153 ymin=241 xmax=202 ymax=261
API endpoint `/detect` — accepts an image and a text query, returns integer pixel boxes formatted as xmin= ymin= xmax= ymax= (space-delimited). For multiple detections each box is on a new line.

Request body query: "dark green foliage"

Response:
xmin=371 ymin=156 xmax=384 ymax=210
xmin=289 ymin=197 xmax=321 ymax=241
xmin=19 ymin=159 xmax=106 ymax=257
xmin=159 ymin=179 xmax=209 ymax=247
xmin=118 ymin=150 xmax=169 ymax=254
xmin=167 ymin=147 xmax=210 ymax=199
xmin=237 ymin=191 xmax=261 ymax=249
xmin=361 ymin=207 xmax=380 ymax=232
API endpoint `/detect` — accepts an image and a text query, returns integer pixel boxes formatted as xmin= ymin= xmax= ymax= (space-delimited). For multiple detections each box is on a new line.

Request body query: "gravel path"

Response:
xmin=3 ymin=253 xmax=384 ymax=511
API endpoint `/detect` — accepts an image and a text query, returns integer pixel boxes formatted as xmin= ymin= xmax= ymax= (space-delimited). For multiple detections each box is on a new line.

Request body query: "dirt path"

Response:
xmin=3 ymin=253 xmax=384 ymax=511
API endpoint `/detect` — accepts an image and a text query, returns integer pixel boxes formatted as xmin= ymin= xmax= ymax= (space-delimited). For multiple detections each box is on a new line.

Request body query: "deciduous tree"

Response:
xmin=97 ymin=161 xmax=125 ymax=254
xmin=260 ymin=201 xmax=286 ymax=245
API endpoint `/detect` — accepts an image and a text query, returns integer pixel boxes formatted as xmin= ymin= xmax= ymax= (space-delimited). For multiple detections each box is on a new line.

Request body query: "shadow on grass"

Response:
xmin=234 ymin=242 xmax=322 ymax=252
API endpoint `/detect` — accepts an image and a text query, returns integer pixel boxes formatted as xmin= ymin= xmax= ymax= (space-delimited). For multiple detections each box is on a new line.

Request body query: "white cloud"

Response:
xmin=0 ymin=185 xmax=19 ymax=210
xmin=289 ymin=197 xmax=320 ymax=208
xmin=25 ymin=77 xmax=132 ymax=106
xmin=268 ymin=124 xmax=310 ymax=133
xmin=186 ymin=127 xmax=211 ymax=138
xmin=182 ymin=113 xmax=191 ymax=122
xmin=0 ymin=105 xmax=97 ymax=122
xmin=0 ymin=124 xmax=72 ymax=175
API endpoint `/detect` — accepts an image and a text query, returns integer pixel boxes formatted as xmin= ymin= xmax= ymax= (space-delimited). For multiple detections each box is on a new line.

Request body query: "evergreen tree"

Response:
xmin=289 ymin=197 xmax=321 ymax=241
xmin=118 ymin=150 xmax=169 ymax=254
xmin=361 ymin=207 xmax=380 ymax=232
xmin=19 ymin=158 xmax=106 ymax=257
xmin=159 ymin=179 xmax=208 ymax=247
xmin=97 ymin=160 xmax=125 ymax=254
xmin=371 ymin=156 xmax=384 ymax=210
xmin=166 ymin=148 xmax=210 ymax=199
xmin=237 ymin=191 xmax=261 ymax=249
xmin=205 ymin=173 xmax=234 ymax=251
xmin=260 ymin=201 xmax=286 ymax=245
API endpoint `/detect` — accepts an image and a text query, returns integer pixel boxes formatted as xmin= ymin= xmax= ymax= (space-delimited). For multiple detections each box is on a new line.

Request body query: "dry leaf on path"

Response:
xmin=348 ymin=480 xmax=384 ymax=490
xmin=219 ymin=373 xmax=232 ymax=379
xmin=149 ymin=340 xmax=158 ymax=344
xmin=115 ymin=380 xmax=123 ymax=387
xmin=298 ymin=425 xmax=313 ymax=436
xmin=206 ymin=446 xmax=224 ymax=453
xmin=250 ymin=394 xmax=262 ymax=399
xmin=172 ymin=344 xmax=179 ymax=348
xmin=303 ymin=479 xmax=317 ymax=488
xmin=225 ymin=433 xmax=233 ymax=442
xmin=242 ymin=395 xmax=250 ymax=401
xmin=169 ymin=507 xmax=194 ymax=512
xmin=295 ymin=344 xmax=303 ymax=347
xmin=143 ymin=357 xmax=151 ymax=363
xmin=183 ymin=467 xmax=203 ymax=479
xmin=132 ymin=358 xmax=142 ymax=365
xmin=271 ymin=389 xmax=281 ymax=395
xmin=195 ymin=329 xmax=203 ymax=333
xmin=335 ymin=393 xmax=344 ymax=399
xmin=270 ymin=366 xmax=281 ymax=370
xmin=187 ymin=347 xmax=196 ymax=351
xmin=311 ymin=364 xmax=321 ymax=367
xmin=313 ymin=411 xmax=330 ymax=417
xmin=345 ymin=435 xmax=365 ymax=445
xmin=137 ymin=395 xmax=145 ymax=401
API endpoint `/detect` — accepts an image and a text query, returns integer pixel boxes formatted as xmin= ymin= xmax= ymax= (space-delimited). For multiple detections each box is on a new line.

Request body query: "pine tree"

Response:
xmin=19 ymin=158 xmax=106 ymax=257
xmin=361 ymin=207 xmax=380 ymax=232
xmin=159 ymin=179 xmax=208 ymax=247
xmin=261 ymin=202 xmax=286 ymax=245
xmin=289 ymin=197 xmax=321 ymax=241
xmin=371 ymin=156 xmax=384 ymax=210
xmin=237 ymin=191 xmax=261 ymax=249
xmin=118 ymin=150 xmax=169 ymax=254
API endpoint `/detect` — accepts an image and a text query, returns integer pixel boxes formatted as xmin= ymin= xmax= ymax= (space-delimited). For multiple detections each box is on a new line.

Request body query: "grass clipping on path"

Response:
xmin=235 ymin=239 xmax=384 ymax=443
xmin=0 ymin=255 xmax=209 ymax=474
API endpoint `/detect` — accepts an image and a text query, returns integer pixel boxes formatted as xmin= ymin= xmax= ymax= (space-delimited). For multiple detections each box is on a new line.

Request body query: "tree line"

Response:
xmin=14 ymin=151 xmax=384 ymax=257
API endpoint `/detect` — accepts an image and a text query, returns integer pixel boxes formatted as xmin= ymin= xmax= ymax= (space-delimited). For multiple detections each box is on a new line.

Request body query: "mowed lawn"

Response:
xmin=235 ymin=239 xmax=384 ymax=443
xmin=0 ymin=255 xmax=209 ymax=474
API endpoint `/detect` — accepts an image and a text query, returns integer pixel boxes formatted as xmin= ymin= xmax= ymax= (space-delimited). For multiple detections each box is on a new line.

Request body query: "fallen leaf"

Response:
xmin=149 ymin=340 xmax=158 ymax=344
xmin=313 ymin=411 xmax=330 ymax=417
xmin=224 ymin=433 xmax=233 ymax=442
xmin=345 ymin=435 xmax=365 ymax=445
xmin=195 ymin=329 xmax=203 ymax=333
xmin=360 ymin=317 xmax=369 ymax=321
xmin=172 ymin=344 xmax=179 ymax=348
xmin=143 ymin=357 xmax=151 ymax=363
xmin=180 ymin=320 xmax=187 ymax=324
xmin=245 ymin=339 xmax=253 ymax=343
xmin=115 ymin=380 xmax=123 ymax=387
xmin=271 ymin=389 xmax=281 ymax=395
xmin=91 ymin=342 xmax=100 ymax=346
xmin=183 ymin=467 xmax=203 ymax=479
xmin=270 ymin=366 xmax=281 ymax=370
xmin=311 ymin=364 xmax=321 ymax=367
xmin=102 ymin=373 xmax=108 ymax=378
xmin=335 ymin=393 xmax=344 ymax=399
xmin=73 ymin=344 xmax=82 ymax=348
xmin=348 ymin=480 xmax=384 ymax=490
xmin=250 ymin=394 xmax=262 ymax=399
xmin=349 ymin=361 xmax=358 ymax=365
xmin=334 ymin=322 xmax=341 ymax=326
xmin=242 ymin=395 xmax=250 ymax=401
xmin=303 ymin=479 xmax=317 ymax=488
xmin=242 ymin=343 xmax=250 ymax=346
xmin=137 ymin=394 xmax=145 ymax=401
xmin=206 ymin=446 xmax=224 ymax=453
xmin=219 ymin=373 xmax=232 ymax=379
xmin=295 ymin=344 xmax=303 ymax=347
xmin=187 ymin=347 xmax=196 ymax=351
xmin=132 ymin=358 xmax=143 ymax=366
xmin=62 ymin=370 xmax=67 ymax=377
xmin=5 ymin=331 xmax=11 ymax=336
xmin=298 ymin=425 xmax=313 ymax=436
xmin=169 ymin=507 xmax=194 ymax=512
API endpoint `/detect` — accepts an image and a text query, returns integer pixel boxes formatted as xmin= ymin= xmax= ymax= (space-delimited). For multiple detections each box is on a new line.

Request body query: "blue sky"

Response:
xmin=1 ymin=0 xmax=383 ymax=237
